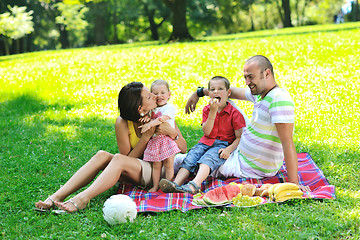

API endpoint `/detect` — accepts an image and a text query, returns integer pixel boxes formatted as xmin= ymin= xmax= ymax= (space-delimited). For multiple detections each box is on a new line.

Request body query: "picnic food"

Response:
xmin=193 ymin=183 xmax=242 ymax=205
xmin=241 ymin=184 xmax=256 ymax=197
xmin=233 ymin=194 xmax=263 ymax=207
xmin=254 ymin=183 xmax=273 ymax=197
xmin=268 ymin=183 xmax=304 ymax=202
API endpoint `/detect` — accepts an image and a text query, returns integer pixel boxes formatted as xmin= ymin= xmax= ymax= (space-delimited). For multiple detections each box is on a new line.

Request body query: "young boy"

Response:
xmin=159 ymin=76 xmax=246 ymax=194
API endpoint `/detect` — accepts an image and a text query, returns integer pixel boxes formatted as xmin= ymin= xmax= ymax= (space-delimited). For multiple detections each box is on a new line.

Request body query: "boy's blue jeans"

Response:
xmin=180 ymin=139 xmax=229 ymax=173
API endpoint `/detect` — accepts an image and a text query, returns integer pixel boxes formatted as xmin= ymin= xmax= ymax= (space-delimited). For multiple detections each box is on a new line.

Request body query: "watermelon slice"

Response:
xmin=201 ymin=184 xmax=242 ymax=205
xmin=221 ymin=184 xmax=242 ymax=201
xmin=192 ymin=193 xmax=206 ymax=205
xmin=203 ymin=187 xmax=228 ymax=205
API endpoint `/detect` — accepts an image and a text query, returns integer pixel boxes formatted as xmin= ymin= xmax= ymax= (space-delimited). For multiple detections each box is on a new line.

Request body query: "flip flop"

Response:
xmin=178 ymin=181 xmax=201 ymax=195
xmin=34 ymin=196 xmax=55 ymax=212
xmin=159 ymin=179 xmax=182 ymax=193
xmin=61 ymin=198 xmax=82 ymax=213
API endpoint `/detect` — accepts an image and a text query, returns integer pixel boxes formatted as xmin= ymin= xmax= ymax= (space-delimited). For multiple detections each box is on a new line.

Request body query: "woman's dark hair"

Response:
xmin=118 ymin=82 xmax=143 ymax=122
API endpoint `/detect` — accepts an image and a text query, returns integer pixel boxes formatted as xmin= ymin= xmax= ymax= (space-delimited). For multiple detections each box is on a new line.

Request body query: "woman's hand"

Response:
xmin=155 ymin=121 xmax=177 ymax=139
xmin=139 ymin=122 xmax=152 ymax=133
xmin=139 ymin=115 xmax=151 ymax=123
xmin=141 ymin=125 xmax=155 ymax=140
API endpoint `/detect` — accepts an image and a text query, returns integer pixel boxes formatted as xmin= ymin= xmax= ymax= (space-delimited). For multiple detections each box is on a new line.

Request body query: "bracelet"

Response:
xmin=197 ymin=87 xmax=204 ymax=97
xmin=174 ymin=133 xmax=179 ymax=141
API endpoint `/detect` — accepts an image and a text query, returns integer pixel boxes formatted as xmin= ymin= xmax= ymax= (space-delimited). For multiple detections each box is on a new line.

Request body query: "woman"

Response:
xmin=35 ymin=82 xmax=187 ymax=212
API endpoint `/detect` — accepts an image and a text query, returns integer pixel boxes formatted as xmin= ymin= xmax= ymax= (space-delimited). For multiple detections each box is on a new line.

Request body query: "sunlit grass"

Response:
xmin=0 ymin=22 xmax=359 ymax=239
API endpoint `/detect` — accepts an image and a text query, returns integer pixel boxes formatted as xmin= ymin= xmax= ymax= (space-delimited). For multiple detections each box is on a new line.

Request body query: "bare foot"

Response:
xmin=35 ymin=197 xmax=56 ymax=210
xmin=54 ymin=197 xmax=88 ymax=213
xmin=148 ymin=186 xmax=159 ymax=192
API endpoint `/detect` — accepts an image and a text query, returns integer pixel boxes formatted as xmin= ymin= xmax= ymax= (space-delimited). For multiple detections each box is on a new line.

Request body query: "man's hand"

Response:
xmin=185 ymin=91 xmax=200 ymax=114
xmin=298 ymin=184 xmax=311 ymax=193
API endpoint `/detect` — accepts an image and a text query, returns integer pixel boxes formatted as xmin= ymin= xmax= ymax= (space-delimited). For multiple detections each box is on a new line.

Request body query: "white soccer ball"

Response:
xmin=103 ymin=194 xmax=137 ymax=225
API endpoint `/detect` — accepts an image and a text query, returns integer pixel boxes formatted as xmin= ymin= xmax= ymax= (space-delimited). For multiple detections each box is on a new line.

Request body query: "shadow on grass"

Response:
xmin=0 ymin=94 xmax=202 ymax=200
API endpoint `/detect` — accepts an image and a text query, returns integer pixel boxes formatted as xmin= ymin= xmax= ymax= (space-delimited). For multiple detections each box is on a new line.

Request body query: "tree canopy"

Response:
xmin=0 ymin=0 xmax=358 ymax=55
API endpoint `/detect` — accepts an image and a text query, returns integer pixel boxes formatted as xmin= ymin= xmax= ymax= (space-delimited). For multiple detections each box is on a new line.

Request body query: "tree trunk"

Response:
xmin=15 ymin=39 xmax=20 ymax=54
xmin=276 ymin=0 xmax=285 ymax=25
xmin=264 ymin=2 xmax=268 ymax=29
xmin=282 ymin=0 xmax=293 ymax=27
xmin=300 ymin=0 xmax=309 ymax=26
xmin=3 ymin=38 xmax=10 ymax=55
xmin=295 ymin=0 xmax=300 ymax=26
xmin=112 ymin=0 xmax=119 ymax=44
xmin=94 ymin=1 xmax=106 ymax=45
xmin=144 ymin=3 xmax=159 ymax=40
xmin=57 ymin=24 xmax=70 ymax=48
xmin=249 ymin=6 xmax=255 ymax=31
xmin=162 ymin=0 xmax=193 ymax=42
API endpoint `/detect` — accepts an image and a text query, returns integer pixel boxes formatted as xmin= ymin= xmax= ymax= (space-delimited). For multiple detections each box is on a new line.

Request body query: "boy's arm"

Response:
xmin=218 ymin=128 xmax=242 ymax=159
xmin=139 ymin=115 xmax=170 ymax=133
xmin=202 ymin=100 xmax=220 ymax=135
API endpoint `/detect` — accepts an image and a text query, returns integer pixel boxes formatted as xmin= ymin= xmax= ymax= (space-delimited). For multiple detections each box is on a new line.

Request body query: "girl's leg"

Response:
xmin=55 ymin=154 xmax=143 ymax=212
xmin=163 ymin=155 xmax=175 ymax=181
xmin=148 ymin=162 xmax=162 ymax=192
xmin=35 ymin=150 xmax=113 ymax=210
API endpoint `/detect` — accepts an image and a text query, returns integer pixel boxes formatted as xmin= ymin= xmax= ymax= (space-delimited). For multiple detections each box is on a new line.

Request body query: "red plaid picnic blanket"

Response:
xmin=117 ymin=152 xmax=336 ymax=212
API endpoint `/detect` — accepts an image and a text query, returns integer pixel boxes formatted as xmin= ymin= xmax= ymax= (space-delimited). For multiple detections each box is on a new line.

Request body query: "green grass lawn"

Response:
xmin=1 ymin=22 xmax=359 ymax=239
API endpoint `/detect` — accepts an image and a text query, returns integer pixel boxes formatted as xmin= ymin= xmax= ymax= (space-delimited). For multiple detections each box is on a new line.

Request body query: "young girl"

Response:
xmin=139 ymin=80 xmax=181 ymax=192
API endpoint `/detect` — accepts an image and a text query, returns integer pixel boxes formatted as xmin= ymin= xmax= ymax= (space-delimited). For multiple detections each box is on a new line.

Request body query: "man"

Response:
xmin=185 ymin=55 xmax=309 ymax=191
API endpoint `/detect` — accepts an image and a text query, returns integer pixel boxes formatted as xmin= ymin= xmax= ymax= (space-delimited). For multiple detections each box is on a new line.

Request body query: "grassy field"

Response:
xmin=1 ymin=22 xmax=359 ymax=239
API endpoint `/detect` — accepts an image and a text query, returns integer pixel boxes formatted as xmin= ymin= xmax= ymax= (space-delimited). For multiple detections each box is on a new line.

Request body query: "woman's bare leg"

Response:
xmin=55 ymin=154 xmax=143 ymax=212
xmin=35 ymin=150 xmax=113 ymax=210
xmin=148 ymin=162 xmax=162 ymax=192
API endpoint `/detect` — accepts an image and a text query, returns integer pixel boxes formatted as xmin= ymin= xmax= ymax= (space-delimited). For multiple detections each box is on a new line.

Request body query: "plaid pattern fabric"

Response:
xmin=117 ymin=152 xmax=336 ymax=212
xmin=143 ymin=135 xmax=181 ymax=162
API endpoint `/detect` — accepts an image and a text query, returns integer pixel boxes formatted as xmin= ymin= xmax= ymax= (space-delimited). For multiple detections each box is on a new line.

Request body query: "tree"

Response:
xmin=142 ymin=0 xmax=169 ymax=40
xmin=162 ymin=0 xmax=193 ymax=41
xmin=275 ymin=0 xmax=293 ymax=27
xmin=55 ymin=2 xmax=89 ymax=47
xmin=239 ymin=0 xmax=257 ymax=31
xmin=0 ymin=5 xmax=34 ymax=55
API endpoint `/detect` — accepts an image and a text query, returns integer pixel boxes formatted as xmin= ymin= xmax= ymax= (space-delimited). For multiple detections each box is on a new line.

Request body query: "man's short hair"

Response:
xmin=245 ymin=55 xmax=274 ymax=76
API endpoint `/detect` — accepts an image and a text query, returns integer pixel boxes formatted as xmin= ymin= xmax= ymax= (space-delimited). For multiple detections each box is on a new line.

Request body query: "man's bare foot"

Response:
xmin=55 ymin=197 xmax=88 ymax=213
xmin=148 ymin=186 xmax=159 ymax=192
xmin=35 ymin=197 xmax=56 ymax=210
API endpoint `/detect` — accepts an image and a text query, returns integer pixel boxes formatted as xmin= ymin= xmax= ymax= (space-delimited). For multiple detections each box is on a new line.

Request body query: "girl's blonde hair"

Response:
xmin=151 ymin=79 xmax=170 ymax=92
